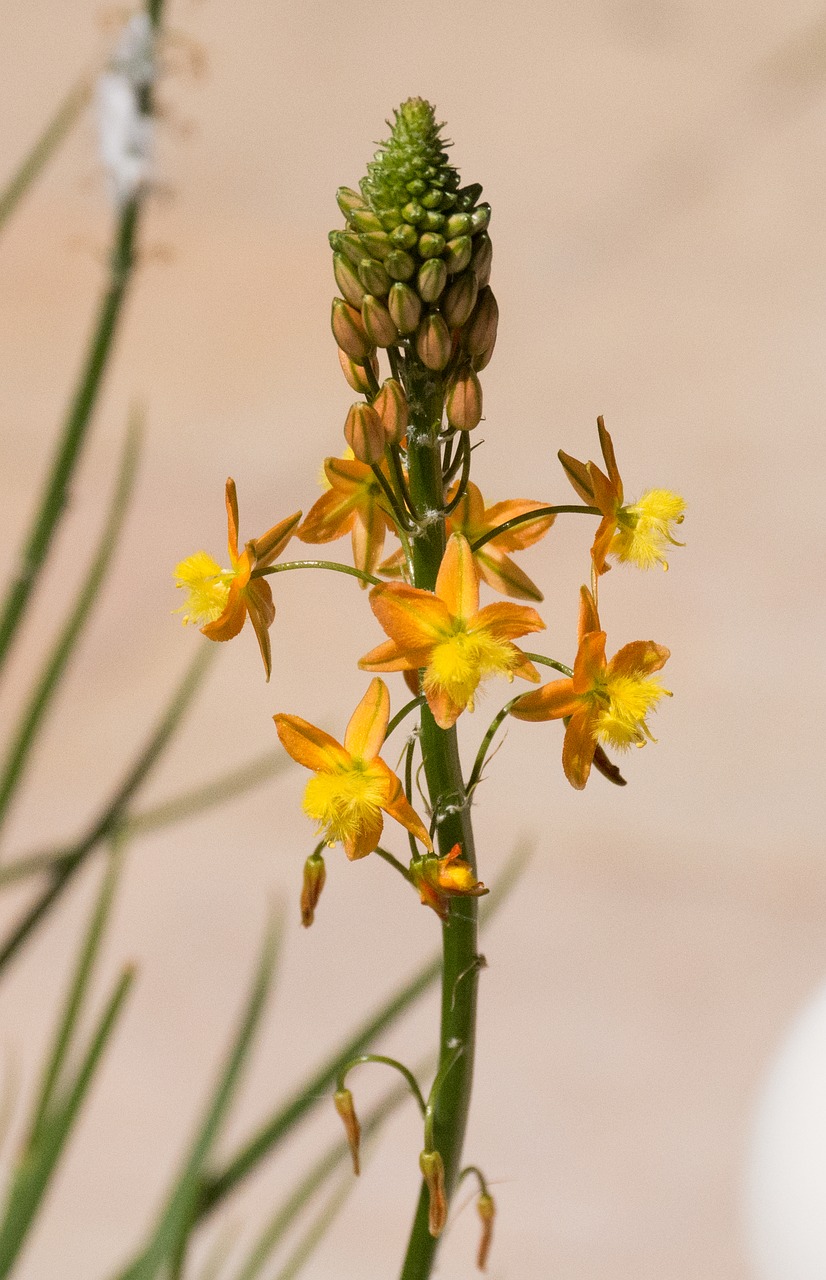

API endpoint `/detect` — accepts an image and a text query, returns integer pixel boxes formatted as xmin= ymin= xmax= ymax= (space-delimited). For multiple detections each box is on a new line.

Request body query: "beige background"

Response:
xmin=2 ymin=1 xmax=826 ymax=1276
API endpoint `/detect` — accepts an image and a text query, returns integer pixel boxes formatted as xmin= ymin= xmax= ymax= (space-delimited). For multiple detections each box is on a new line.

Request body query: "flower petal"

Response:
xmin=476 ymin=548 xmax=544 ymax=601
xmin=246 ymin=578 xmax=276 ymax=680
xmin=508 ymin=648 xmax=541 ymax=683
xmin=435 ymin=533 xmax=478 ymax=620
xmin=608 ymin=640 xmax=670 ymax=680
xmin=482 ymin=499 xmax=555 ymax=551
xmin=590 ymin=515 xmax=616 ymax=576
xmin=597 ymin=416 xmax=622 ymax=501
xmin=586 ymin=463 xmax=617 ymax=518
xmin=472 ymin=602 xmax=545 ymax=642
xmin=253 ymin=510 xmax=302 ymax=568
xmin=273 ymin=714 xmax=350 ymax=773
xmin=369 ymin=583 xmax=452 ymax=650
xmin=359 ymin=638 xmax=432 ymax=672
xmin=298 ymin=490 xmax=357 ymax=544
xmin=510 ymin=678 xmax=578 ymax=721
xmin=424 ymin=684 xmax=462 ymax=731
xmin=573 ymin=629 xmax=606 ymax=692
xmin=225 ymin=478 xmax=240 ymax=564
xmin=352 ymin=503 xmax=389 ymax=583
xmin=558 ymin=450 xmax=594 ymax=504
xmin=577 ymin=585 xmax=600 ymax=642
xmin=343 ymin=678 xmax=390 ymax=760
xmin=201 ymin=580 xmax=247 ymax=642
xmin=562 ymin=706 xmax=599 ymax=789
xmin=375 ymin=760 xmax=432 ymax=850
xmin=343 ymin=809 xmax=384 ymax=861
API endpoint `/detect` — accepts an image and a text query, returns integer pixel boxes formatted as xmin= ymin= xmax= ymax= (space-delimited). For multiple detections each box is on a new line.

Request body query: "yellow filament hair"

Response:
xmin=174 ymin=552 xmax=232 ymax=625
xmin=424 ymin=627 xmax=518 ymax=713
xmin=303 ymin=761 xmax=387 ymax=845
xmin=596 ymin=674 xmax=671 ymax=750
xmin=611 ymin=489 xmax=686 ymax=570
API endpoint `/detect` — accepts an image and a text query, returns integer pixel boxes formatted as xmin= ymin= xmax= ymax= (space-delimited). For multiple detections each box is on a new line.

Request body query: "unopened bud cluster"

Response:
xmin=330 ymin=98 xmax=498 ymax=454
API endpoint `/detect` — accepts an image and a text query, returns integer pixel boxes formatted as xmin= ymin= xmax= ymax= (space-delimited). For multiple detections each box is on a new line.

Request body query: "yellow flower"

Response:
xmin=273 ymin=678 xmax=432 ymax=861
xmin=360 ymin=534 xmax=545 ymax=730
xmin=298 ymin=454 xmax=395 ymax=584
xmin=410 ymin=843 xmax=488 ymax=919
xmin=558 ymin=416 xmax=685 ymax=574
xmin=174 ymin=478 xmax=301 ymax=681
xmin=511 ymin=586 xmax=671 ymax=789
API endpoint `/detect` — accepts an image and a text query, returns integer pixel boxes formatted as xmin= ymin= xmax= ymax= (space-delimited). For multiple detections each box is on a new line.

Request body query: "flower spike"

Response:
xmin=174 ymin=478 xmax=301 ymax=680
xmin=274 ymin=679 xmax=432 ymax=860
xmin=511 ymin=585 xmax=671 ymax=789
xmin=558 ymin=416 xmax=685 ymax=574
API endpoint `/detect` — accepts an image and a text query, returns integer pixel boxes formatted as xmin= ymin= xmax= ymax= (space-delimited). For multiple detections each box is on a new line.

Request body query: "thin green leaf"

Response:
xmin=198 ymin=841 xmax=533 ymax=1218
xmin=270 ymin=1176 xmax=353 ymax=1280
xmin=0 ymin=414 xmax=143 ymax=839
xmin=0 ymin=76 xmax=91 ymax=231
xmin=0 ymin=966 xmax=134 ymax=1277
xmin=115 ymin=915 xmax=282 ymax=1280
xmin=0 ymin=644 xmax=214 ymax=976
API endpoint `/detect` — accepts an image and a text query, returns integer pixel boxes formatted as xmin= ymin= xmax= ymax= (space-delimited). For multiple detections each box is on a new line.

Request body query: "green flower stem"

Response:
xmin=370 ymin=462 xmax=415 ymax=534
xmin=254 ymin=560 xmax=381 ymax=587
xmin=523 ymin=653 xmax=574 ymax=677
xmin=470 ymin=503 xmax=600 ymax=553
xmin=0 ymin=0 xmax=167 ymax=678
xmin=384 ymin=695 xmax=425 ymax=742
xmin=388 ymin=445 xmax=418 ymax=520
xmin=466 ymin=696 xmax=524 ymax=796
xmin=337 ymin=1055 xmax=426 ymax=1117
xmin=442 ymin=434 xmax=471 ymax=516
xmin=400 ymin=361 xmax=481 ymax=1280
xmin=457 ymin=1164 xmax=490 ymax=1196
xmin=374 ymin=845 xmax=413 ymax=884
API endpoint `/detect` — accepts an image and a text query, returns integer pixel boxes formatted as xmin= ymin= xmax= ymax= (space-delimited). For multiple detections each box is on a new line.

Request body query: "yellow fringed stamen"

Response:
xmin=424 ymin=627 xmax=519 ymax=713
xmin=303 ymin=761 xmax=388 ymax=846
xmin=595 ymin=673 xmax=671 ymax=750
xmin=174 ymin=552 xmax=233 ymax=625
xmin=611 ymin=489 xmax=686 ymax=570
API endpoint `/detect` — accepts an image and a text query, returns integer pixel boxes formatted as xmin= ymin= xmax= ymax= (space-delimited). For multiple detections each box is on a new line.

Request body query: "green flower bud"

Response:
xmin=418 ymin=231 xmax=446 ymax=260
xmin=456 ymin=181 xmax=483 ymax=209
xmin=330 ymin=230 xmax=366 ymax=268
xmin=344 ymin=401 xmax=385 ymax=464
xmin=332 ymin=298 xmax=374 ymax=362
xmin=337 ymin=347 xmax=379 ymax=394
xmin=420 ymin=188 xmax=443 ymax=209
xmin=471 ymin=232 xmax=493 ymax=288
xmin=379 ymin=209 xmax=403 ymax=230
xmin=444 ymin=212 xmax=472 ymax=238
xmin=373 ymin=378 xmax=409 ymax=445
xmin=444 ymin=235 xmax=473 ymax=275
xmin=446 ymin=363 xmax=483 ymax=430
xmin=402 ymin=200 xmax=426 ymax=225
xmin=390 ymin=223 xmax=418 ymax=251
xmin=362 ymin=295 xmax=400 ymax=348
xmin=415 ymin=312 xmax=452 ymax=371
xmin=359 ymin=230 xmax=392 ymax=261
xmin=349 ymin=207 xmax=383 ymax=235
xmin=388 ymin=281 xmax=422 ymax=334
xmin=300 ymin=851 xmax=326 ymax=928
xmin=464 ymin=287 xmax=499 ymax=356
xmin=336 ymin=186 xmax=368 ymax=218
xmin=358 ymin=257 xmax=391 ymax=297
xmin=422 ymin=210 xmax=445 ymax=232
xmin=441 ymin=270 xmax=479 ymax=329
xmin=386 ymin=249 xmax=416 ymax=281
xmin=333 ymin=254 xmax=366 ymax=308
xmin=417 ymin=257 xmax=448 ymax=303
xmin=359 ymin=99 xmax=462 ymax=229
xmin=470 ymin=202 xmax=491 ymax=233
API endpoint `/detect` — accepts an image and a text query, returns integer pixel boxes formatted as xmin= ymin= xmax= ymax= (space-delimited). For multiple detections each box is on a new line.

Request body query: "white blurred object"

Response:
xmin=744 ymin=978 xmax=826 ymax=1279
xmin=96 ymin=13 xmax=155 ymax=210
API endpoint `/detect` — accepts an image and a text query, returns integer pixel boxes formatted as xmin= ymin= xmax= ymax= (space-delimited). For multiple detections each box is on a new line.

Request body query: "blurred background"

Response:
xmin=1 ymin=0 xmax=826 ymax=1276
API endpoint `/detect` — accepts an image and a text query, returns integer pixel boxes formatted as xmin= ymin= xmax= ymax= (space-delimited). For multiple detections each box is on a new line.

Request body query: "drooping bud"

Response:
xmin=332 ymin=298 xmax=374 ymax=362
xmin=446 ymin=364 xmax=483 ymax=431
xmin=373 ymin=378 xmax=409 ymax=445
xmin=300 ymin=851 xmax=326 ymax=928
xmin=419 ymin=1149 xmax=448 ymax=1237
xmin=334 ymin=1088 xmax=361 ymax=1176
xmin=476 ymin=1192 xmax=495 ymax=1271
xmin=333 ymin=254 xmax=366 ymax=308
xmin=416 ymin=312 xmax=451 ymax=371
xmin=388 ymin=282 xmax=422 ymax=334
xmin=464 ymin=287 xmax=499 ymax=358
xmin=337 ymin=347 xmax=379 ymax=394
xmin=361 ymin=295 xmax=400 ymax=348
xmin=344 ymin=402 xmax=385 ymax=464
xmin=441 ymin=270 xmax=479 ymax=329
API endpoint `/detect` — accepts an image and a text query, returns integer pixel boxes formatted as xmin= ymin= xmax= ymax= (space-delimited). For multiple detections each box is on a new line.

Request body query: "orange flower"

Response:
xmin=298 ymin=454 xmax=395 ymax=584
xmin=360 ymin=533 xmax=545 ymax=729
xmin=511 ymin=586 xmax=671 ymax=789
xmin=273 ymin=678 xmax=431 ymax=861
xmin=380 ymin=480 xmax=554 ymax=600
xmin=174 ymin=479 xmax=301 ymax=680
xmin=410 ymin=843 xmax=488 ymax=919
xmin=559 ymin=416 xmax=685 ymax=574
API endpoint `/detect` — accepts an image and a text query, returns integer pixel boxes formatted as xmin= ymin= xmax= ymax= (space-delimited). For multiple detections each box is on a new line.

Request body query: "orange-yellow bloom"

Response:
xmin=410 ymin=843 xmax=488 ymax=919
xmin=298 ymin=454 xmax=395 ymax=585
xmin=174 ymin=479 xmax=301 ymax=681
xmin=380 ymin=480 xmax=554 ymax=600
xmin=273 ymin=678 xmax=431 ymax=861
xmin=511 ymin=586 xmax=671 ymax=789
xmin=360 ymin=533 xmax=545 ymax=730
xmin=559 ymin=416 xmax=685 ymax=574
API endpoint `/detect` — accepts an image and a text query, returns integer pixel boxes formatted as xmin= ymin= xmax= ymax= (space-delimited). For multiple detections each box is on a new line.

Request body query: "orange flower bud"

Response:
xmin=334 ymin=1088 xmax=362 ymax=1176
xmin=388 ymin=281 xmax=422 ymax=334
xmin=337 ymin=347 xmax=379 ymax=394
xmin=344 ymin=402 xmax=386 ymax=465
xmin=464 ymin=287 xmax=499 ymax=357
xmin=333 ymin=254 xmax=366 ymax=308
xmin=362 ymin=295 xmax=400 ymax=348
xmin=336 ymin=185 xmax=368 ymax=219
xmin=300 ymin=851 xmax=326 ymax=928
xmin=446 ymin=364 xmax=483 ymax=431
xmin=473 ymin=342 xmax=496 ymax=372
xmin=442 ymin=270 xmax=479 ymax=329
xmin=373 ymin=378 xmax=409 ymax=446
xmin=476 ymin=1191 xmax=495 ymax=1271
xmin=332 ymin=298 xmax=374 ymax=362
xmin=415 ymin=312 xmax=451 ymax=371
xmin=419 ymin=1149 xmax=448 ymax=1237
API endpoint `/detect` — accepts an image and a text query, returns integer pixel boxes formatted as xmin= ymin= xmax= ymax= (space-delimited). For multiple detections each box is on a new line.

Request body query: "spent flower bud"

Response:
xmin=334 ymin=1088 xmax=362 ymax=1176
xmin=332 ymin=298 xmax=374 ymax=362
xmin=419 ymin=1149 xmax=448 ymax=1237
xmin=300 ymin=851 xmax=326 ymax=927
xmin=344 ymin=402 xmax=386 ymax=464
xmin=476 ymin=1192 xmax=495 ymax=1271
